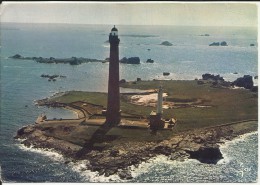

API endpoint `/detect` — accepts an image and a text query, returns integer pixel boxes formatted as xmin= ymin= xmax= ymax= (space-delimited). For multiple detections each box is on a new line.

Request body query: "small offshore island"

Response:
xmin=15 ymin=78 xmax=257 ymax=179
xmin=14 ymin=26 xmax=258 ymax=180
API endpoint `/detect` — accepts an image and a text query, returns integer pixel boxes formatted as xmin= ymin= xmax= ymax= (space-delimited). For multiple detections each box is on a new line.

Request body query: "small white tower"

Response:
xmin=156 ymin=86 xmax=163 ymax=115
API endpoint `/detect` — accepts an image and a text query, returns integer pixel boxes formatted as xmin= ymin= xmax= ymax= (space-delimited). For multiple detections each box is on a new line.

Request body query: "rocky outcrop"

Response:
xmin=15 ymin=118 xmax=257 ymax=180
xmin=9 ymin=54 xmax=106 ymax=65
xmin=119 ymin=79 xmax=126 ymax=84
xmin=187 ymin=144 xmax=223 ymax=164
xmin=163 ymin=72 xmax=170 ymax=76
xmin=199 ymin=34 xmax=210 ymax=36
xmin=209 ymin=41 xmax=228 ymax=46
xmin=200 ymin=73 xmax=231 ymax=88
xmin=231 ymin=75 xmax=254 ymax=90
xmin=120 ymin=57 xmax=140 ymax=64
xmin=160 ymin=41 xmax=173 ymax=46
xmin=146 ymin=59 xmax=154 ymax=63
xmin=10 ymin=54 xmax=22 ymax=59
xmin=41 ymin=74 xmax=66 ymax=82
xmin=202 ymin=73 xmax=224 ymax=81
xmin=220 ymin=41 xmax=228 ymax=46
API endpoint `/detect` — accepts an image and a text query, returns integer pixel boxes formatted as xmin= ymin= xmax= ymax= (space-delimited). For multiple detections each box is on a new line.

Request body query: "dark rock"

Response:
xmin=69 ymin=59 xmax=81 ymax=65
xmin=119 ymin=79 xmax=126 ymax=84
xmin=120 ymin=57 xmax=128 ymax=64
xmin=64 ymin=160 xmax=71 ymax=164
xmin=170 ymin=150 xmax=190 ymax=161
xmin=193 ymin=136 xmax=205 ymax=144
xmin=254 ymin=76 xmax=258 ymax=79
xmin=250 ymin=44 xmax=255 ymax=46
xmin=232 ymin=75 xmax=254 ymax=89
xmin=160 ymin=41 xmax=173 ymax=46
xmin=209 ymin=42 xmax=220 ymax=46
xmin=128 ymin=57 xmax=140 ymax=64
xmin=202 ymin=73 xmax=224 ymax=82
xmin=187 ymin=145 xmax=223 ymax=164
xmin=22 ymin=140 xmax=32 ymax=147
xmin=120 ymin=57 xmax=140 ymax=64
xmin=209 ymin=41 xmax=228 ymax=46
xmin=220 ymin=41 xmax=228 ymax=46
xmin=233 ymin=72 xmax=238 ymax=74
xmin=104 ymin=168 xmax=118 ymax=177
xmin=15 ymin=126 xmax=34 ymax=138
xmin=118 ymin=170 xmax=133 ymax=180
xmin=11 ymin=54 xmax=22 ymax=59
xmin=163 ymin=72 xmax=170 ymax=76
xmin=137 ymin=78 xmax=141 ymax=82
xmin=146 ymin=59 xmax=154 ymax=63
xmin=152 ymin=145 xmax=172 ymax=155
xmin=110 ymin=149 xmax=119 ymax=157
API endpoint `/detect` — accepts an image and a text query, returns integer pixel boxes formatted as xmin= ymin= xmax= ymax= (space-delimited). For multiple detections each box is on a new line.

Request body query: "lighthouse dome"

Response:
xmin=111 ymin=25 xmax=118 ymax=31
xmin=111 ymin=25 xmax=118 ymax=36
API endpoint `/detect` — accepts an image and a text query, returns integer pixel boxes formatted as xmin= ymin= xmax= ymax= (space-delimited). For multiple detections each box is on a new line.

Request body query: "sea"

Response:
xmin=0 ymin=23 xmax=258 ymax=183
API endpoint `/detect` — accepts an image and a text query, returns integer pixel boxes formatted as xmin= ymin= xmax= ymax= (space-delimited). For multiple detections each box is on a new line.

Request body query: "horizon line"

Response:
xmin=1 ymin=21 xmax=258 ymax=28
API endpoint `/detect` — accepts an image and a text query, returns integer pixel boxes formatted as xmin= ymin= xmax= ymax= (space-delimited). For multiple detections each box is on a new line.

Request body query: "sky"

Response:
xmin=0 ymin=2 xmax=258 ymax=27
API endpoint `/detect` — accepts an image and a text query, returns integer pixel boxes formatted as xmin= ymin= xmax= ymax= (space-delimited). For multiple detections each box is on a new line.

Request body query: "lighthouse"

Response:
xmin=156 ymin=86 xmax=163 ymax=115
xmin=149 ymin=86 xmax=165 ymax=131
xmin=106 ymin=26 xmax=121 ymax=126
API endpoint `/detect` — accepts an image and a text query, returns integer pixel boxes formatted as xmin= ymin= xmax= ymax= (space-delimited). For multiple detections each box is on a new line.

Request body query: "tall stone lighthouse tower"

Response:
xmin=106 ymin=26 xmax=121 ymax=126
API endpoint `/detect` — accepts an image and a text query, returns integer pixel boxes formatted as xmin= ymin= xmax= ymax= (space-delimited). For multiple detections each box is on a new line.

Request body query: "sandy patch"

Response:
xmin=130 ymin=93 xmax=168 ymax=107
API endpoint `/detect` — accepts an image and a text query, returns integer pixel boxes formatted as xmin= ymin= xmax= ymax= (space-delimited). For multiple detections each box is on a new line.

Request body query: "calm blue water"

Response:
xmin=0 ymin=23 xmax=258 ymax=182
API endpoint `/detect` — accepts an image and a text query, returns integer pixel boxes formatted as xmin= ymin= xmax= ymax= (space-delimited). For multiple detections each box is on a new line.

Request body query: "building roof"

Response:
xmin=111 ymin=25 xmax=118 ymax=31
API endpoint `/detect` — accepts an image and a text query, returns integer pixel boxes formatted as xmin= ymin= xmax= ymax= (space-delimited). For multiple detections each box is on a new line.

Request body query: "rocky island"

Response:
xmin=9 ymin=54 xmax=146 ymax=65
xmin=209 ymin=41 xmax=228 ymax=46
xmin=160 ymin=41 xmax=173 ymax=46
xmin=120 ymin=57 xmax=140 ymax=64
xmin=15 ymin=77 xmax=258 ymax=180
xmin=9 ymin=54 xmax=108 ymax=65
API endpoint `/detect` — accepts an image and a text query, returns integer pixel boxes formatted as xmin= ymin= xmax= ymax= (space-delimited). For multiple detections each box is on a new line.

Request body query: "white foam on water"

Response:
xmin=129 ymin=154 xmax=194 ymax=179
xmin=220 ymin=131 xmax=258 ymax=148
xmin=218 ymin=131 xmax=258 ymax=165
xmin=17 ymin=143 xmax=124 ymax=182
xmin=67 ymin=160 xmax=124 ymax=182
xmin=17 ymin=144 xmax=64 ymax=162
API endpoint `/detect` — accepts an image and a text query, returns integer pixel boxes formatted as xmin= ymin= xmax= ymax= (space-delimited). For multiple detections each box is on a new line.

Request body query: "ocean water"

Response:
xmin=0 ymin=23 xmax=258 ymax=182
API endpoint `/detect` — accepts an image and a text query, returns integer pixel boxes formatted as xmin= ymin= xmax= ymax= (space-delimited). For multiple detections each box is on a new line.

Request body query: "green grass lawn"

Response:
xmin=47 ymin=80 xmax=258 ymax=133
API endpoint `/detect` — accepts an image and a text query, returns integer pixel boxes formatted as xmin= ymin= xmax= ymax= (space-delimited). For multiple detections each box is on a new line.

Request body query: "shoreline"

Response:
xmin=15 ymin=130 xmax=258 ymax=182
xmin=14 ymin=119 xmax=257 ymax=179
xmin=14 ymin=79 xmax=258 ymax=180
